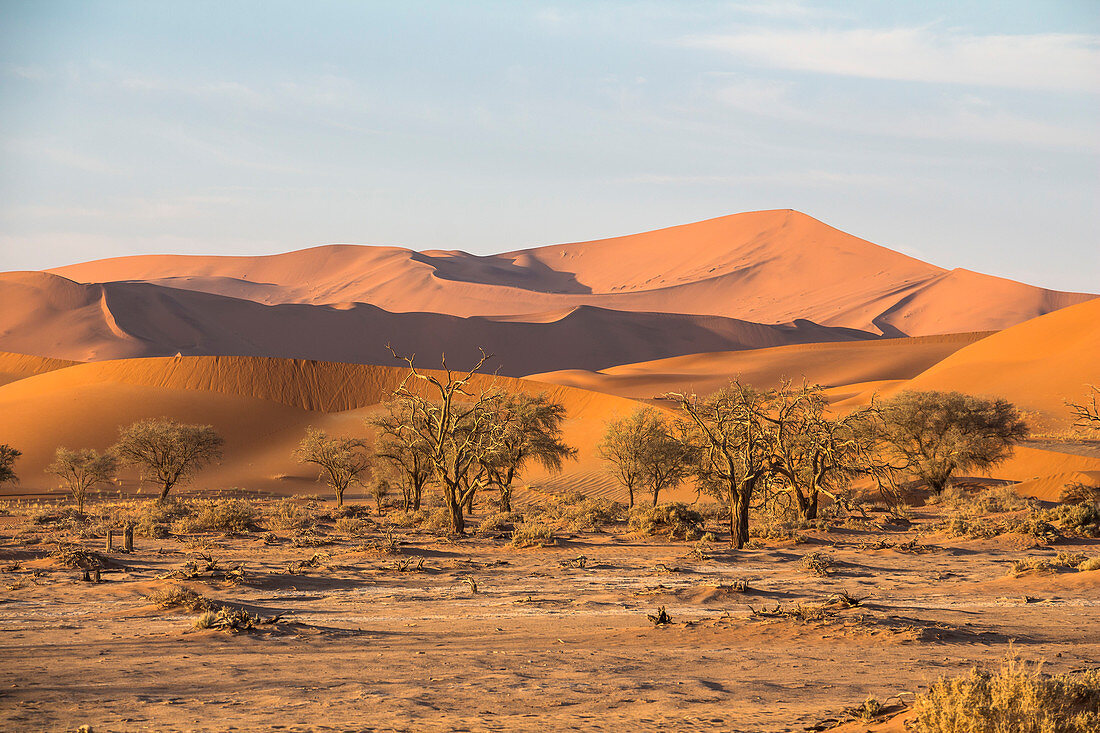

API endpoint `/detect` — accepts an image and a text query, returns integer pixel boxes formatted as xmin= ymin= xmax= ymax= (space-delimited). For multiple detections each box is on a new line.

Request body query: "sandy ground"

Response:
xmin=2 ymin=499 xmax=1098 ymax=732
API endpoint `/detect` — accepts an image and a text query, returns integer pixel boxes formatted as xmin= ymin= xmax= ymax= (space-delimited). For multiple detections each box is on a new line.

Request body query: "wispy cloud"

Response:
xmin=679 ymin=27 xmax=1100 ymax=92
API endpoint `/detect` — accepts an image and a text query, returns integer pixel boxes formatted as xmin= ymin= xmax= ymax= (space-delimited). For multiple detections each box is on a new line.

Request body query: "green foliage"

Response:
xmin=114 ymin=418 xmax=224 ymax=500
xmin=0 ymin=444 xmax=21 ymax=485
xmin=876 ymin=390 xmax=1029 ymax=493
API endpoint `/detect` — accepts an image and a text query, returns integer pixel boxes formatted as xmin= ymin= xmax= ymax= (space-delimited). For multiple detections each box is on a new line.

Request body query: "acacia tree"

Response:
xmin=0 ymin=444 xmax=20 ymax=487
xmin=295 ymin=427 xmax=373 ymax=507
xmin=599 ymin=408 xmax=661 ymax=508
xmin=46 ymin=447 xmax=118 ymax=514
xmin=670 ymin=383 xmax=775 ymax=549
xmin=1067 ymin=385 xmax=1100 ymax=432
xmin=765 ymin=384 xmax=881 ymax=520
xmin=388 ymin=347 xmax=501 ymax=535
xmin=114 ymin=418 xmax=224 ymax=501
xmin=479 ymin=391 xmax=576 ymax=512
xmin=370 ymin=400 xmax=434 ymax=511
xmin=875 ymin=391 xmax=1029 ymax=494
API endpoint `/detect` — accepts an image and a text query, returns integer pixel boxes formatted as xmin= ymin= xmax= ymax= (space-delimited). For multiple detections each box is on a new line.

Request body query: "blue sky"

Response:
xmin=1 ymin=1 xmax=1097 ymax=291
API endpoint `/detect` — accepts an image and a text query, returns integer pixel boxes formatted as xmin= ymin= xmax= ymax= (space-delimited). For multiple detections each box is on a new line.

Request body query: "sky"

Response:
xmin=1 ymin=0 xmax=1098 ymax=292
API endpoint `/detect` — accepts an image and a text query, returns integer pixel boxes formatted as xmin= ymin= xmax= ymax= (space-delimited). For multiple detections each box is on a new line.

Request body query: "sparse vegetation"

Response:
xmin=113 ymin=419 xmax=224 ymax=501
xmin=628 ymin=502 xmax=705 ymax=540
xmin=800 ymin=550 xmax=836 ymax=576
xmin=45 ymin=447 xmax=118 ymax=514
xmin=144 ymin=585 xmax=212 ymax=612
xmin=173 ymin=500 xmax=257 ymax=534
xmin=874 ymin=391 xmax=1029 ymax=494
xmin=510 ymin=521 xmax=555 ymax=548
xmin=912 ymin=653 xmax=1100 ymax=732
xmin=295 ymin=427 xmax=373 ymax=507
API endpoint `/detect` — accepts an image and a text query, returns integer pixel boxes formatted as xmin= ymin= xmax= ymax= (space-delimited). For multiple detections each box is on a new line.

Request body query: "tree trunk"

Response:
xmin=446 ymin=489 xmax=465 ymax=535
xmin=728 ymin=484 xmax=752 ymax=549
xmin=499 ymin=485 xmax=512 ymax=513
xmin=652 ymin=484 xmax=659 ymax=507
xmin=335 ymin=486 xmax=344 ymax=507
xmin=77 ymin=493 xmax=85 ymax=515
xmin=413 ymin=484 xmax=423 ymax=511
xmin=159 ymin=482 xmax=172 ymax=501
xmin=806 ymin=490 xmax=819 ymax=520
xmin=627 ymin=482 xmax=635 ymax=508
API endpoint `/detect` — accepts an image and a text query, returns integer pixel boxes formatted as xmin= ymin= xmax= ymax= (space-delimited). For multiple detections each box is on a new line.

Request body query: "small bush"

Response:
xmin=1077 ymin=557 xmax=1100 ymax=572
xmin=913 ymin=653 xmax=1100 ymax=732
xmin=476 ymin=511 xmax=519 ymax=534
xmin=510 ymin=522 xmax=555 ymax=548
xmin=192 ymin=605 xmax=261 ymax=631
xmin=1045 ymin=502 xmax=1100 ymax=538
xmin=263 ymin=498 xmax=315 ymax=531
xmin=334 ymin=516 xmax=371 ymax=536
xmin=533 ymin=492 xmax=625 ymax=532
xmin=1060 ymin=482 xmax=1100 ymax=505
xmin=800 ymin=551 xmax=835 ymax=576
xmin=332 ymin=503 xmax=372 ymax=519
xmin=628 ymin=503 xmax=705 ymax=541
xmin=388 ymin=509 xmax=427 ymax=528
xmin=173 ymin=500 xmax=257 ymax=534
xmin=144 ymin=585 xmax=211 ymax=612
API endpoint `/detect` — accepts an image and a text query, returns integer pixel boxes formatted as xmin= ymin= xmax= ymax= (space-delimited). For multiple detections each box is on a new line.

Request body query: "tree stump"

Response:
xmin=123 ymin=525 xmax=134 ymax=552
xmin=105 ymin=530 xmax=114 ymax=552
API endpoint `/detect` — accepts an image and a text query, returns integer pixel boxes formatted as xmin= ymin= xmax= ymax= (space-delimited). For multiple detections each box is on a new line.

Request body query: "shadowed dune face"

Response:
xmin=45 ymin=209 xmax=1093 ymax=337
xmin=0 ymin=270 xmax=877 ymax=375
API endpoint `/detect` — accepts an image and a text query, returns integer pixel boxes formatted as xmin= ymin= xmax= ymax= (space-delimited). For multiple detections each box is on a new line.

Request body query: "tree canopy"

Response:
xmin=114 ymin=418 xmax=224 ymax=500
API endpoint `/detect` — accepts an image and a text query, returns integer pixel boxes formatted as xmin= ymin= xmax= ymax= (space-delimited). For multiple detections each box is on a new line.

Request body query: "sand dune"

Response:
xmin=0 ymin=351 xmax=79 ymax=387
xmin=897 ymin=298 xmax=1100 ymax=423
xmin=46 ymin=210 xmax=1092 ymax=337
xmin=0 ymin=355 xmax=644 ymax=495
xmin=0 ymin=271 xmax=875 ymax=375
xmin=529 ymin=332 xmax=989 ymax=400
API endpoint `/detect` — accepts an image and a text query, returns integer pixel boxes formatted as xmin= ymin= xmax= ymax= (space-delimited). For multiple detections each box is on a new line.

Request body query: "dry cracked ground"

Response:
xmin=1 ymin=497 xmax=1098 ymax=732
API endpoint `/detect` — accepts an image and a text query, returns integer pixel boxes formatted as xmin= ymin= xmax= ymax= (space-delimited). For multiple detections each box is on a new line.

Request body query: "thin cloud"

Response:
xmin=679 ymin=27 xmax=1100 ymax=93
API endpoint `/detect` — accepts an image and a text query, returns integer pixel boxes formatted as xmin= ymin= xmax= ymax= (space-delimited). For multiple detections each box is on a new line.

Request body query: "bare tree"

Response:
xmin=114 ymin=418 xmax=224 ymax=501
xmin=1067 ymin=385 xmax=1100 ymax=432
xmin=46 ymin=447 xmax=118 ymax=514
xmin=387 ymin=347 xmax=499 ymax=535
xmin=669 ymin=383 xmax=776 ymax=549
xmin=765 ymin=384 xmax=881 ymax=520
xmin=370 ymin=400 xmax=434 ymax=511
xmin=295 ymin=427 xmax=373 ymax=507
xmin=0 ymin=444 xmax=19 ymax=487
xmin=599 ymin=408 xmax=659 ymax=508
xmin=875 ymin=391 xmax=1029 ymax=494
xmin=479 ymin=391 xmax=576 ymax=512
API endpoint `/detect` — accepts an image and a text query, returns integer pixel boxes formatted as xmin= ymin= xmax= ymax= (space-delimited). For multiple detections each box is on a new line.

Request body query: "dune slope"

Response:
xmin=0 ymin=271 xmax=874 ymax=375
xmin=46 ymin=209 xmax=1092 ymax=337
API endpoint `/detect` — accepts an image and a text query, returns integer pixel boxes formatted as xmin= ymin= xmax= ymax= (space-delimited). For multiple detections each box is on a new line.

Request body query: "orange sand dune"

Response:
xmin=0 ymin=271 xmax=874 ymax=375
xmin=47 ymin=210 xmax=1092 ymax=337
xmin=0 ymin=351 xmax=79 ymax=387
xmin=529 ymin=332 xmax=988 ymax=400
xmin=0 ymin=355 xmax=644 ymax=495
xmin=892 ymin=298 xmax=1100 ymax=424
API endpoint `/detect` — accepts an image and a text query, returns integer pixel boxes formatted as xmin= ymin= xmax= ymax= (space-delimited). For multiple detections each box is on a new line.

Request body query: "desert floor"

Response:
xmin=1 ymin=495 xmax=1098 ymax=732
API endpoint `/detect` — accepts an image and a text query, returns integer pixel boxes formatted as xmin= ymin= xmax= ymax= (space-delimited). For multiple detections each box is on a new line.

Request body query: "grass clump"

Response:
xmin=263 ymin=498 xmax=315 ymax=531
xmin=192 ymin=605 xmax=263 ymax=632
xmin=173 ymin=499 xmax=257 ymax=534
xmin=1060 ymin=482 xmax=1100 ymax=505
xmin=628 ymin=503 xmax=705 ymax=541
xmin=144 ymin=585 xmax=212 ymax=612
xmin=476 ymin=511 xmax=519 ymax=534
xmin=913 ymin=653 xmax=1100 ymax=732
xmin=532 ymin=491 xmax=625 ymax=532
xmin=1043 ymin=501 xmax=1100 ymax=538
xmin=510 ymin=521 xmax=556 ymax=548
xmin=334 ymin=516 xmax=371 ymax=536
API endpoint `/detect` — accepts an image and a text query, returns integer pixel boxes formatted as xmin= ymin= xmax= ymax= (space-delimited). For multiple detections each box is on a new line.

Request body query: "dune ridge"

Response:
xmin=45 ymin=209 xmax=1093 ymax=337
xmin=0 ymin=270 xmax=875 ymax=375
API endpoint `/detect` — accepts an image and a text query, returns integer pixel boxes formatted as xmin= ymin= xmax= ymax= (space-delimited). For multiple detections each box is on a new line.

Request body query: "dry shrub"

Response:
xmin=173 ymin=500 xmax=257 ymax=534
xmin=144 ymin=585 xmax=212 ymax=612
xmin=532 ymin=491 xmax=625 ymax=532
xmin=913 ymin=653 xmax=1100 ymax=732
xmin=800 ymin=550 xmax=835 ymax=576
xmin=1044 ymin=502 xmax=1100 ymax=538
xmin=192 ymin=605 xmax=263 ymax=631
xmin=932 ymin=484 xmax=1032 ymax=515
xmin=388 ymin=509 xmax=428 ymax=528
xmin=476 ymin=511 xmax=519 ymax=534
xmin=49 ymin=543 xmax=107 ymax=569
xmin=331 ymin=503 xmax=372 ymax=519
xmin=510 ymin=522 xmax=555 ymax=548
xmin=628 ymin=503 xmax=705 ymax=540
xmin=334 ymin=516 xmax=371 ymax=536
xmin=263 ymin=498 xmax=315 ymax=531
xmin=1060 ymin=482 xmax=1100 ymax=505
